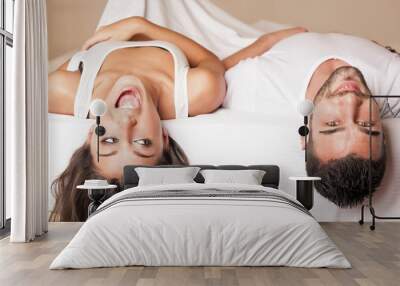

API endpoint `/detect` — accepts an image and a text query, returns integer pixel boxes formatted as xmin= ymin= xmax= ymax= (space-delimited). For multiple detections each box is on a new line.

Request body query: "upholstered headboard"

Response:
xmin=123 ymin=165 xmax=280 ymax=189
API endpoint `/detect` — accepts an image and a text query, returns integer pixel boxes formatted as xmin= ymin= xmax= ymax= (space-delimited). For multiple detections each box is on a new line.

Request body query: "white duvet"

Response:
xmin=50 ymin=183 xmax=351 ymax=269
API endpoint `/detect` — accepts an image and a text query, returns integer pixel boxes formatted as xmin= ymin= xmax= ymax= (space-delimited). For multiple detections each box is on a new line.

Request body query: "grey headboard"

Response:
xmin=123 ymin=165 xmax=280 ymax=189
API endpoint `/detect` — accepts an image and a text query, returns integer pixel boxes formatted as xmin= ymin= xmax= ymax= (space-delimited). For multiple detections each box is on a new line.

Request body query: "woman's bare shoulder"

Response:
xmin=187 ymin=67 xmax=226 ymax=116
xmin=48 ymin=66 xmax=80 ymax=115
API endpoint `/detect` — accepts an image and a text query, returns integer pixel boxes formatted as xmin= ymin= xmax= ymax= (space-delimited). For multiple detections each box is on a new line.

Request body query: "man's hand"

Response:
xmin=261 ymin=27 xmax=308 ymax=48
xmin=223 ymin=27 xmax=308 ymax=69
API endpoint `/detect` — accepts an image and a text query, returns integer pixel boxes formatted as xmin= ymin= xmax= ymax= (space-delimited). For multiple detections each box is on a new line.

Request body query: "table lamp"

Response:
xmin=90 ymin=99 xmax=107 ymax=162
xmin=297 ymin=99 xmax=314 ymax=162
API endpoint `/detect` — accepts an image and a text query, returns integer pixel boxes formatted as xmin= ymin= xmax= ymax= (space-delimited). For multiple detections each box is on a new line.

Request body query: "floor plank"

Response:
xmin=0 ymin=222 xmax=399 ymax=286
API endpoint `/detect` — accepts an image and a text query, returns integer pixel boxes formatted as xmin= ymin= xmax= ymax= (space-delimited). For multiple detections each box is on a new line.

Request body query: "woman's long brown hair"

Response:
xmin=49 ymin=136 xmax=188 ymax=222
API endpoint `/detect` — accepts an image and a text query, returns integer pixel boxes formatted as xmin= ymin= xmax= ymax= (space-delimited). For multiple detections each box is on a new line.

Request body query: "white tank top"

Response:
xmin=67 ymin=40 xmax=190 ymax=118
xmin=225 ymin=33 xmax=400 ymax=118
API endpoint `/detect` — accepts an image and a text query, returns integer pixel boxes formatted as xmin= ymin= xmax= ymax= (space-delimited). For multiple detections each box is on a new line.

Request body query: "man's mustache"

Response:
xmin=327 ymin=90 xmax=370 ymax=99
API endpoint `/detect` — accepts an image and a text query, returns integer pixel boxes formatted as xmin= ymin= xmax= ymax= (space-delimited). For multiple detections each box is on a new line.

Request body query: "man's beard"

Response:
xmin=313 ymin=66 xmax=372 ymax=104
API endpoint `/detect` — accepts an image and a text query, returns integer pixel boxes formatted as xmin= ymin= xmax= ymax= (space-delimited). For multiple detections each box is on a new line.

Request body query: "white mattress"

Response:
xmin=50 ymin=183 xmax=351 ymax=269
xmin=48 ymin=110 xmax=400 ymax=222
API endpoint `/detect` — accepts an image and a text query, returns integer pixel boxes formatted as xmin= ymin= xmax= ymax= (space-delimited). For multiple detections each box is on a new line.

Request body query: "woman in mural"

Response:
xmin=48 ymin=16 xmax=226 ymax=221
xmin=223 ymin=28 xmax=400 ymax=207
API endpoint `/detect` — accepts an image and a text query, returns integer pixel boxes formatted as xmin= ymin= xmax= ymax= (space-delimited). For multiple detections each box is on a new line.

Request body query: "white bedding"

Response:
xmin=49 ymin=111 xmax=400 ymax=222
xmin=50 ymin=183 xmax=350 ymax=269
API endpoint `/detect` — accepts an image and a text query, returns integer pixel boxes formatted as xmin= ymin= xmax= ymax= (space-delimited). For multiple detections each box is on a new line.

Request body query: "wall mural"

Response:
xmin=48 ymin=0 xmax=400 ymax=222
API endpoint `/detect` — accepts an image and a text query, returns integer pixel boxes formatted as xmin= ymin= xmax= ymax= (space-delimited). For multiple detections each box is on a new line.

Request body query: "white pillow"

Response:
xmin=200 ymin=169 xmax=266 ymax=185
xmin=135 ymin=167 xmax=201 ymax=186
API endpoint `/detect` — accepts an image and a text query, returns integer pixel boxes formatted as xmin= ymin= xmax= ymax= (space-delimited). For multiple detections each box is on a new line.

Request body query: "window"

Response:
xmin=0 ymin=0 xmax=14 ymax=234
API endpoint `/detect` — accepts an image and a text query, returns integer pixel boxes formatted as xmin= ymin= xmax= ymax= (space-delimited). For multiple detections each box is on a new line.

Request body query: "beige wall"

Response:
xmin=212 ymin=0 xmax=400 ymax=50
xmin=47 ymin=0 xmax=108 ymax=60
xmin=47 ymin=0 xmax=400 ymax=61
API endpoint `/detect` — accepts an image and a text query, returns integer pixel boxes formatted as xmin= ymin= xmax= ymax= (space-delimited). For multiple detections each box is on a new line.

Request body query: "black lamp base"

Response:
xmin=94 ymin=116 xmax=106 ymax=162
xmin=296 ymin=180 xmax=314 ymax=210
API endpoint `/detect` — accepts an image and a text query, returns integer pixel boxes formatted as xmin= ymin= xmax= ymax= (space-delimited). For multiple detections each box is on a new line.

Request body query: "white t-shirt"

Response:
xmin=224 ymin=32 xmax=400 ymax=118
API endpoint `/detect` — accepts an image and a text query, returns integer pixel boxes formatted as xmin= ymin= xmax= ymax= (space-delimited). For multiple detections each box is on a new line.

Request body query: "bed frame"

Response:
xmin=123 ymin=165 xmax=280 ymax=190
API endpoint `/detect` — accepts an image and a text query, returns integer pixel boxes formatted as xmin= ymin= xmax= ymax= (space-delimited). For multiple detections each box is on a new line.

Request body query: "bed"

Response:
xmin=50 ymin=165 xmax=350 ymax=269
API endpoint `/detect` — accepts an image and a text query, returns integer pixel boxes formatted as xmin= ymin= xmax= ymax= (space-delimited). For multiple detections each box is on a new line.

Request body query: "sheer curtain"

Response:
xmin=9 ymin=0 xmax=48 ymax=242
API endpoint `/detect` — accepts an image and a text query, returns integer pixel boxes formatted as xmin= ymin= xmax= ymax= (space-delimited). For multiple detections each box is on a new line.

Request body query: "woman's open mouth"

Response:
xmin=115 ymin=87 xmax=141 ymax=109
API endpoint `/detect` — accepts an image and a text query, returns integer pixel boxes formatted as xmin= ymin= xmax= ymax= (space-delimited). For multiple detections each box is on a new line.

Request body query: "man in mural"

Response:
xmin=48 ymin=16 xmax=226 ymax=221
xmin=223 ymin=28 xmax=400 ymax=207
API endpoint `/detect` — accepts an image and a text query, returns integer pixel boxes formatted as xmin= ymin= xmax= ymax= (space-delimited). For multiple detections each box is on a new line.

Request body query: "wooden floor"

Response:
xmin=0 ymin=222 xmax=399 ymax=286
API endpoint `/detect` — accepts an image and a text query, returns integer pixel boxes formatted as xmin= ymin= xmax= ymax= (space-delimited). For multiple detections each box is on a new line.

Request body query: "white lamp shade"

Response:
xmin=90 ymin=99 xmax=107 ymax=117
xmin=297 ymin=99 xmax=314 ymax=116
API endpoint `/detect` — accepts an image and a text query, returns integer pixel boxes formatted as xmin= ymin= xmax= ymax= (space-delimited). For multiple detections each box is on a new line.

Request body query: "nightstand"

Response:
xmin=289 ymin=176 xmax=321 ymax=210
xmin=77 ymin=184 xmax=117 ymax=217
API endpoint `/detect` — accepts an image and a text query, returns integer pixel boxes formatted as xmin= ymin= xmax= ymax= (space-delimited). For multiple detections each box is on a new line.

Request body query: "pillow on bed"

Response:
xmin=135 ymin=167 xmax=201 ymax=186
xmin=200 ymin=169 xmax=266 ymax=185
